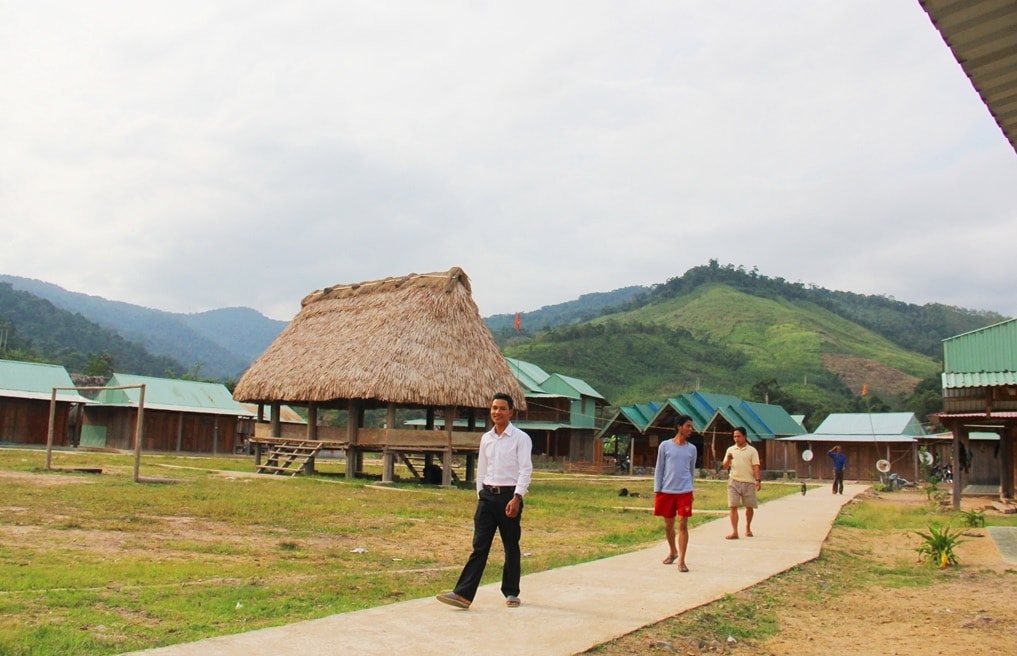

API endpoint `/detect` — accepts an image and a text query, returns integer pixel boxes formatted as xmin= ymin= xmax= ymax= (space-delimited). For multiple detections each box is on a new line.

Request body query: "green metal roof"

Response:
xmin=98 ymin=373 xmax=255 ymax=417
xmin=942 ymin=371 xmax=1017 ymax=388
xmin=656 ymin=392 xmax=743 ymax=432
xmin=545 ymin=373 xmax=606 ymax=401
xmin=739 ymin=400 xmax=806 ymax=436
xmin=597 ymin=401 xmax=662 ymax=436
xmin=504 ymin=357 xmax=606 ymax=402
xmin=942 ymin=318 xmax=1017 ymax=388
xmin=813 ymin=412 xmax=926 ymax=436
xmin=0 ymin=359 xmax=91 ymax=402
xmin=504 ymin=357 xmax=551 ymax=394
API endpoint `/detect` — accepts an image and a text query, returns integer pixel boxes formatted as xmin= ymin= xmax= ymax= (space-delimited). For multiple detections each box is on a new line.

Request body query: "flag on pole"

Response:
xmin=514 ymin=313 xmax=521 ymax=332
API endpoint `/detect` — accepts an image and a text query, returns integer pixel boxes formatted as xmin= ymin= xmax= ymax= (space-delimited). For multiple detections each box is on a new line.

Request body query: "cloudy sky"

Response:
xmin=2 ymin=1 xmax=1015 ymax=322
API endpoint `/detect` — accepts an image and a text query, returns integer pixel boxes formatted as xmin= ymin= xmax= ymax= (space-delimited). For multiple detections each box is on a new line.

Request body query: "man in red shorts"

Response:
xmin=653 ymin=414 xmax=697 ymax=572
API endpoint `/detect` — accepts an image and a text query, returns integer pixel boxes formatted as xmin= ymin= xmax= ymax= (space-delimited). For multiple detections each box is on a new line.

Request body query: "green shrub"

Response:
xmin=914 ymin=525 xmax=965 ymax=568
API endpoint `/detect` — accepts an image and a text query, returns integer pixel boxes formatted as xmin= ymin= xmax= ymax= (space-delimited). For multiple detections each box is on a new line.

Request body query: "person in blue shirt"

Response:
xmin=828 ymin=445 xmax=846 ymax=494
xmin=653 ymin=414 xmax=697 ymax=572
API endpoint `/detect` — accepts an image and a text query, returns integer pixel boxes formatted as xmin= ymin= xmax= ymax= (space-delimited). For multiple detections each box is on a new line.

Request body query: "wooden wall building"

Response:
xmin=81 ymin=373 xmax=255 ymax=454
xmin=0 ymin=359 xmax=91 ymax=447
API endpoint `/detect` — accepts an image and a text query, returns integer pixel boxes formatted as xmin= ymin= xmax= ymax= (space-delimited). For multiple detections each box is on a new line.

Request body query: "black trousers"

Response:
xmin=832 ymin=469 xmax=844 ymax=494
xmin=453 ymin=489 xmax=523 ymax=601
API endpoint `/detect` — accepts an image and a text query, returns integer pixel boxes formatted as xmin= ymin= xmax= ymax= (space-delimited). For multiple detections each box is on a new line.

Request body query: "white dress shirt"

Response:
xmin=476 ymin=422 xmax=533 ymax=497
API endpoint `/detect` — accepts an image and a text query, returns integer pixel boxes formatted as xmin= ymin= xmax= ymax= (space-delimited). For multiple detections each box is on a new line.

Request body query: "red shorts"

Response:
xmin=654 ymin=491 xmax=693 ymax=518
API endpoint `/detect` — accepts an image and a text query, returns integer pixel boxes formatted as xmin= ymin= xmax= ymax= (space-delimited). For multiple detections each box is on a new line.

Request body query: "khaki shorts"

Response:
xmin=727 ymin=479 xmax=758 ymax=508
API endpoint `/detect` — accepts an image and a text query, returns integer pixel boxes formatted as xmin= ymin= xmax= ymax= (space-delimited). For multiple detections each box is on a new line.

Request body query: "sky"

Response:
xmin=2 ymin=1 xmax=1016 ymax=322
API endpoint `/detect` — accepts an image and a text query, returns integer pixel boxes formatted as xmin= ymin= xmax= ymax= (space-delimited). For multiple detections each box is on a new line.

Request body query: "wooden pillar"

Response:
xmin=270 ymin=402 xmax=281 ymax=438
xmin=951 ymin=426 xmax=963 ymax=510
xmin=442 ymin=405 xmax=456 ymax=487
xmin=381 ymin=449 xmax=394 ymax=483
xmin=346 ymin=400 xmax=360 ymax=479
xmin=1000 ymin=424 xmax=1014 ymax=500
xmin=307 ymin=402 xmax=319 ymax=440
xmin=304 ymin=402 xmax=319 ymax=474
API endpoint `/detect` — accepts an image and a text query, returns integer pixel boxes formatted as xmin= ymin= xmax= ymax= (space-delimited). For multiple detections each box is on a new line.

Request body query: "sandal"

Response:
xmin=678 ymin=563 xmax=690 ymax=573
xmin=662 ymin=553 xmax=678 ymax=565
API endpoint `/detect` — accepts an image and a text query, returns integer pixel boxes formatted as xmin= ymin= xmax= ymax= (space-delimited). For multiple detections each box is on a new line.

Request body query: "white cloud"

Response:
xmin=1 ymin=0 xmax=1014 ymax=322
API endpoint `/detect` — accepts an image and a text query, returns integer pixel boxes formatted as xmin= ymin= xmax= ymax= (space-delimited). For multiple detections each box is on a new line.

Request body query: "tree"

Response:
xmin=84 ymin=352 xmax=114 ymax=377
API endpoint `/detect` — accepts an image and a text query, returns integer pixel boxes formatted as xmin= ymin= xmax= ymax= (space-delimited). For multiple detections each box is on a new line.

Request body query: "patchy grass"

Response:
xmin=0 ymin=447 xmax=798 ymax=655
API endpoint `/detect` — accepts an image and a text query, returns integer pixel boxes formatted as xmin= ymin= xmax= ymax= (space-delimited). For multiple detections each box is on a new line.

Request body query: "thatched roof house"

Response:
xmin=234 ymin=268 xmax=525 ymax=482
xmin=234 ymin=267 xmax=524 ymax=410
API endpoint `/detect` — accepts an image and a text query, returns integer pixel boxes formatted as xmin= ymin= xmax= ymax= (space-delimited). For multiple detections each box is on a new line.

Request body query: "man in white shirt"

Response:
xmin=437 ymin=392 xmax=533 ymax=609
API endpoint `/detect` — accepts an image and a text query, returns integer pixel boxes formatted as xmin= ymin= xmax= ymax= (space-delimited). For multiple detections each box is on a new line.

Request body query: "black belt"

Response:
xmin=483 ymin=484 xmax=515 ymax=495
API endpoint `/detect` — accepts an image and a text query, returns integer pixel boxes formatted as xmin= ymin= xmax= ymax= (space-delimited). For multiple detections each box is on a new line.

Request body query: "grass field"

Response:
xmin=0 ymin=447 xmax=796 ymax=656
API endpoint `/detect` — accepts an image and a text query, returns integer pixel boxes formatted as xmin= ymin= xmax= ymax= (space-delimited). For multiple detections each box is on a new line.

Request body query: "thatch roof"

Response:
xmin=233 ymin=267 xmax=526 ymax=410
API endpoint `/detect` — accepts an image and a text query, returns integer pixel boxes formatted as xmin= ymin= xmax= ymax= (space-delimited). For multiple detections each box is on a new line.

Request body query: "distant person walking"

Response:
xmin=437 ymin=393 xmax=533 ymax=609
xmin=828 ymin=445 xmax=846 ymax=494
xmin=653 ymin=414 xmax=697 ymax=572
xmin=723 ymin=427 xmax=760 ymax=539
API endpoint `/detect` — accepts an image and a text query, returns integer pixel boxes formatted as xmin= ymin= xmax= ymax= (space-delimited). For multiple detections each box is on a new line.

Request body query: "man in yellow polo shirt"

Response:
xmin=722 ymin=426 xmax=760 ymax=539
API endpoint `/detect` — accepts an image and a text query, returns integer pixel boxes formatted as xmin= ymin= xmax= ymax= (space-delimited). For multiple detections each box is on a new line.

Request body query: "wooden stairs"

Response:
xmin=257 ymin=440 xmax=324 ymax=476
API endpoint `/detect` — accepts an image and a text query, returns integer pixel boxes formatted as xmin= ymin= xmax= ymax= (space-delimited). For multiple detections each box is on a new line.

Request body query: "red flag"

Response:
xmin=514 ymin=313 xmax=521 ymax=332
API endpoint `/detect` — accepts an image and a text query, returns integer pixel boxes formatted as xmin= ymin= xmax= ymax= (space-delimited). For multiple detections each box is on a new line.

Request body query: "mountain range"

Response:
xmin=1 ymin=264 xmax=1009 ymax=427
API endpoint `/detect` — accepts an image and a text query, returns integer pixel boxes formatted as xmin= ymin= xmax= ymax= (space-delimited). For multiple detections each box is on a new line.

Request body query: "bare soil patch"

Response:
xmin=822 ymin=353 xmax=920 ymax=397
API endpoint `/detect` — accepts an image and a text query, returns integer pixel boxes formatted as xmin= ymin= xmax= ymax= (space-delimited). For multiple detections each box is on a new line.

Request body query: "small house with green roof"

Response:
xmin=503 ymin=358 xmax=608 ymax=463
xmin=938 ymin=318 xmax=1017 ymax=507
xmin=598 ymin=401 xmax=663 ymax=470
xmin=0 ymin=359 xmax=90 ymax=446
xmin=82 ymin=373 xmax=255 ymax=454
xmin=599 ymin=391 xmax=801 ymax=474
xmin=779 ymin=412 xmax=927 ymax=483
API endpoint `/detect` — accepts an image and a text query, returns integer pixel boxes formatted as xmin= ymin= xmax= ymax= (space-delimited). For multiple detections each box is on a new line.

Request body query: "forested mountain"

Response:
xmin=0 ymin=275 xmax=287 ymax=380
xmin=2 ymin=264 xmax=1008 ymax=428
xmin=485 ymin=285 xmax=647 ymax=346
xmin=504 ymin=261 xmax=1008 ymax=428
xmin=0 ymin=282 xmax=187 ymax=377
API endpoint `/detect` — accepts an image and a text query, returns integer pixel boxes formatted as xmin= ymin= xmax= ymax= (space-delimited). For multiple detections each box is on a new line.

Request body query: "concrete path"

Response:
xmin=123 ymin=483 xmax=866 ymax=656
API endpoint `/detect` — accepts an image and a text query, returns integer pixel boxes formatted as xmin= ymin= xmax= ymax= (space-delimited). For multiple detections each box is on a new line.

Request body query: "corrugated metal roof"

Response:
xmin=920 ymin=0 xmax=1017 ymax=155
xmin=942 ymin=371 xmax=1017 ymax=387
xmin=504 ymin=358 xmax=606 ymax=403
xmin=942 ymin=318 xmax=1017 ymax=375
xmin=504 ymin=357 xmax=551 ymax=393
xmin=98 ymin=373 xmax=255 ymax=417
xmin=813 ymin=412 xmax=927 ymax=436
xmin=0 ymin=359 xmax=91 ymax=403
xmin=618 ymin=402 xmax=661 ymax=433
xmin=778 ymin=434 xmax=921 ymax=443
xmin=740 ymin=400 xmax=807 ymax=436
xmin=545 ymin=373 xmax=606 ymax=401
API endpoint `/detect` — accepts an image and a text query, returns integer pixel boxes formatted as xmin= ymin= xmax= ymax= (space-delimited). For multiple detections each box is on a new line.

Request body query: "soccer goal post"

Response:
xmin=46 ymin=383 xmax=147 ymax=482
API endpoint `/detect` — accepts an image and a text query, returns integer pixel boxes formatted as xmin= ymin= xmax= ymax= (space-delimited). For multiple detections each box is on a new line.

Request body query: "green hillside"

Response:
xmin=504 ymin=263 xmax=1002 ymax=428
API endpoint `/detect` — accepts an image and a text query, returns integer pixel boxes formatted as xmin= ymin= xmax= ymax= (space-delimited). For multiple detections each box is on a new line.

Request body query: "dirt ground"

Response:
xmin=591 ymin=492 xmax=1017 ymax=656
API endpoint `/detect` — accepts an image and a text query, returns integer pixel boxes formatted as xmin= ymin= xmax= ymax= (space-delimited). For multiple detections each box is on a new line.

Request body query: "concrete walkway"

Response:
xmin=123 ymin=483 xmax=866 ymax=656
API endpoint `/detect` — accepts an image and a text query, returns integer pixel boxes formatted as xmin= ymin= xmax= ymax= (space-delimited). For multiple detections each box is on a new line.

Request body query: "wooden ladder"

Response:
xmin=257 ymin=441 xmax=323 ymax=476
